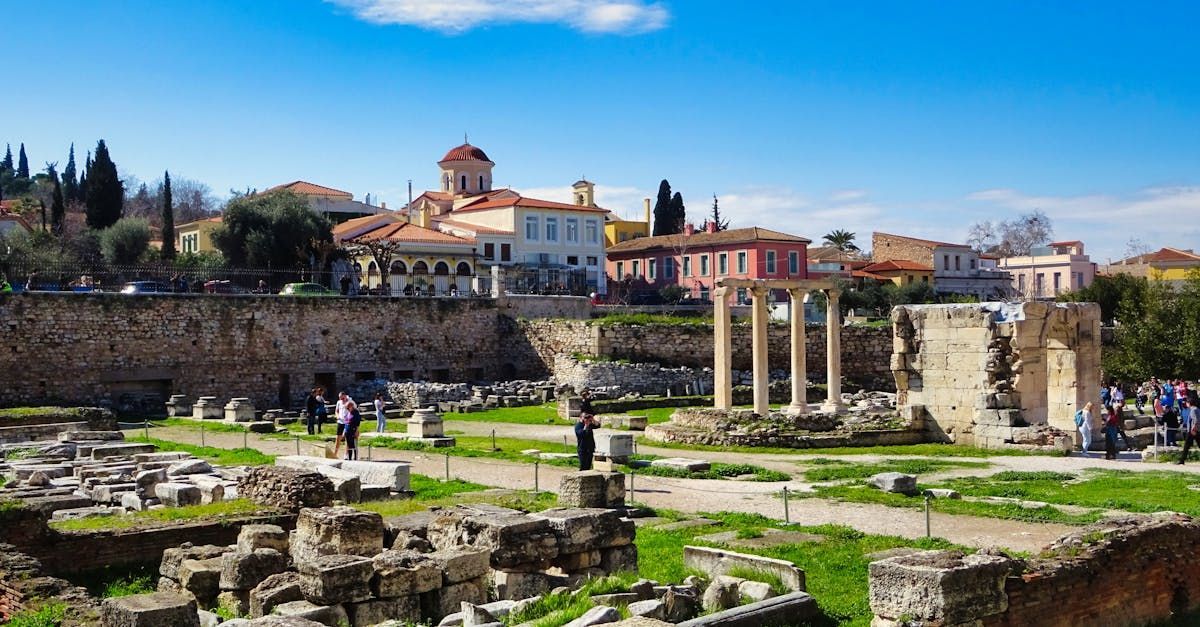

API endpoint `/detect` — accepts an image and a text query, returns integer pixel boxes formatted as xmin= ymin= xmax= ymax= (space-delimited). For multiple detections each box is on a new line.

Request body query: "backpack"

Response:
xmin=1074 ymin=409 xmax=1085 ymax=427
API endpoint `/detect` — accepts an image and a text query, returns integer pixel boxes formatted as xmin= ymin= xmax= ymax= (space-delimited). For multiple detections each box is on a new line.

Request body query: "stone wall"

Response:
xmin=892 ymin=302 xmax=1100 ymax=448
xmin=516 ymin=319 xmax=894 ymax=389
xmin=552 ymin=355 xmax=713 ymax=396
xmin=870 ymin=514 xmax=1200 ymax=627
xmin=0 ymin=544 xmax=99 ymax=623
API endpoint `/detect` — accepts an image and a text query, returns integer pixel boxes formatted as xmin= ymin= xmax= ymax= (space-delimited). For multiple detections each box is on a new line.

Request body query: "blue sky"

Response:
xmin=5 ymin=1 xmax=1199 ymax=262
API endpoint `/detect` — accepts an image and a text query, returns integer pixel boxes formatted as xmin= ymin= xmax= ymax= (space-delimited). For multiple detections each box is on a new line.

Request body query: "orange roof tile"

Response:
xmin=852 ymin=270 xmax=889 ymax=281
xmin=351 ymin=222 xmax=476 ymax=246
xmin=435 ymin=219 xmax=514 ymax=236
xmin=452 ymin=195 xmax=610 ymax=214
xmin=863 ymin=259 xmax=934 ymax=273
xmin=1118 ymin=247 xmax=1200 ymax=265
xmin=439 ymin=143 xmax=493 ymax=163
xmin=1049 ymin=240 xmax=1083 ymax=247
xmin=266 ymin=180 xmax=353 ymax=199
xmin=607 ymin=227 xmax=811 ymax=253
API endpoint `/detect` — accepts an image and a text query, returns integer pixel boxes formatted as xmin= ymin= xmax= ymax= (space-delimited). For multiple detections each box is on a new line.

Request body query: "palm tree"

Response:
xmin=823 ymin=229 xmax=859 ymax=252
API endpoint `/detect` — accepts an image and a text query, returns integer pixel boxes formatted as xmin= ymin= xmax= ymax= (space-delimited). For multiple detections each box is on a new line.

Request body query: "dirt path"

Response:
xmin=138 ymin=426 xmax=1074 ymax=553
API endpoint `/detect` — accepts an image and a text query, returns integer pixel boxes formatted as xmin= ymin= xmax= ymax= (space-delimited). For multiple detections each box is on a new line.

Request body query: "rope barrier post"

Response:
xmin=534 ymin=461 xmax=540 ymax=493
xmin=629 ymin=468 xmax=635 ymax=506
xmin=243 ymin=429 xmax=248 ymax=450
xmin=200 ymin=422 xmax=205 ymax=447
xmin=144 ymin=420 xmax=149 ymax=440
xmin=492 ymin=429 xmax=496 ymax=452
xmin=368 ymin=443 xmax=373 ymax=460
xmin=782 ymin=486 xmax=790 ymax=525
xmin=924 ymin=490 xmax=932 ymax=539
xmin=444 ymin=452 xmax=450 ymax=482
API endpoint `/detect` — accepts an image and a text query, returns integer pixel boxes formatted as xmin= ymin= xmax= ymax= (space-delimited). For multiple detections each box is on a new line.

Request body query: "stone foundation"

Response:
xmin=644 ymin=407 xmax=931 ymax=449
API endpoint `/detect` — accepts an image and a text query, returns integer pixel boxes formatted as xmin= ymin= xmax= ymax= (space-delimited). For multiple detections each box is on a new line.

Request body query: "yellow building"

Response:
xmin=1104 ymin=247 xmax=1200 ymax=286
xmin=604 ymin=197 xmax=651 ymax=247
xmin=175 ymin=216 xmax=223 ymax=254
xmin=861 ymin=259 xmax=935 ymax=287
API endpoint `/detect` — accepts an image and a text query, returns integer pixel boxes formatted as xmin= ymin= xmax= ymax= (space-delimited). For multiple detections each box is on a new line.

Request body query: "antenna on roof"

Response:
xmin=464 ymin=132 xmax=468 ymax=144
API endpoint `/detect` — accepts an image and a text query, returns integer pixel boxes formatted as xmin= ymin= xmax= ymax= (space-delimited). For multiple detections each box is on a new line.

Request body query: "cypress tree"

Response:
xmin=62 ymin=143 xmax=78 ymax=203
xmin=669 ymin=192 xmax=686 ymax=233
xmin=79 ymin=151 xmax=90 ymax=202
xmin=84 ymin=140 xmax=124 ymax=230
xmin=1 ymin=145 xmax=11 ymax=172
xmin=652 ymin=179 xmax=675 ymax=236
xmin=708 ymin=194 xmax=729 ymax=231
xmin=49 ymin=165 xmax=66 ymax=236
xmin=161 ymin=171 xmax=176 ymax=260
xmin=16 ymin=143 xmax=29 ymax=178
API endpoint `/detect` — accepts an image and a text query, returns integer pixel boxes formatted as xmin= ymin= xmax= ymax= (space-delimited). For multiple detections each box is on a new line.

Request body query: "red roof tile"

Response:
xmin=351 ymin=222 xmax=476 ymax=246
xmin=452 ymin=196 xmax=610 ymax=214
xmin=1118 ymin=247 xmax=1200 ymax=265
xmin=863 ymin=259 xmax=934 ymax=273
xmin=266 ymin=181 xmax=353 ymax=199
xmin=439 ymin=143 xmax=493 ymax=163
xmin=607 ymin=227 xmax=811 ymax=253
xmin=435 ymin=219 xmax=514 ymax=236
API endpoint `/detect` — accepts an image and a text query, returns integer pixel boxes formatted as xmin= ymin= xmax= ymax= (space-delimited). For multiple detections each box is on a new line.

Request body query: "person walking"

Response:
xmin=574 ymin=390 xmax=598 ymax=471
xmin=305 ymin=388 xmax=322 ymax=436
xmin=333 ymin=391 xmax=355 ymax=458
xmin=345 ymin=401 xmax=362 ymax=460
xmin=374 ymin=393 xmax=386 ymax=433
xmin=1135 ymin=380 xmax=1150 ymax=415
xmin=1076 ymin=401 xmax=1094 ymax=456
xmin=1103 ymin=404 xmax=1120 ymax=460
xmin=1110 ymin=382 xmax=1125 ymax=413
xmin=1176 ymin=397 xmax=1200 ymax=464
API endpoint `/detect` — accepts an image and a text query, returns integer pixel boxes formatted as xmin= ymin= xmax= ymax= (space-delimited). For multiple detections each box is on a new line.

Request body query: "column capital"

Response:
xmin=713 ymin=285 xmax=731 ymax=298
xmin=749 ymin=285 xmax=771 ymax=297
xmin=825 ymin=288 xmax=841 ymax=300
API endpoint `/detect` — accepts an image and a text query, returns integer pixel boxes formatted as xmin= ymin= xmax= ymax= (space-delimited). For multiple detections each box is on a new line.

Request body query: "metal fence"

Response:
xmin=501 ymin=266 xmax=591 ymax=296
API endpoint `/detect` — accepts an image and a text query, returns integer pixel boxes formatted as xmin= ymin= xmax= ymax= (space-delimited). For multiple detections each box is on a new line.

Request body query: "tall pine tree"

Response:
xmin=62 ymin=143 xmax=79 ymax=203
xmin=161 ymin=171 xmax=176 ymax=260
xmin=708 ymin=194 xmax=729 ymax=231
xmin=48 ymin=164 xmax=65 ymax=236
xmin=652 ymin=179 xmax=676 ymax=236
xmin=16 ymin=143 xmax=29 ymax=179
xmin=669 ymin=192 xmax=686 ymax=233
xmin=84 ymin=140 xmax=124 ymax=230
xmin=78 ymin=151 xmax=91 ymax=202
xmin=0 ymin=145 xmax=11 ymax=172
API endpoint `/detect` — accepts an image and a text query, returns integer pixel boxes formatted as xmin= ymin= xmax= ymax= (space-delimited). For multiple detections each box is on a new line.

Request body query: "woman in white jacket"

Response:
xmin=1076 ymin=401 xmax=1095 ymax=456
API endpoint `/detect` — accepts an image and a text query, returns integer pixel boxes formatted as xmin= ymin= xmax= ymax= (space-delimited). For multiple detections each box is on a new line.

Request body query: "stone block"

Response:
xmin=156 ymin=482 xmax=203 ymax=507
xmin=649 ymin=458 xmax=711 ymax=472
xmin=627 ymin=599 xmax=666 ymax=620
xmin=239 ymin=466 xmax=335 ymax=513
xmin=221 ymin=548 xmax=289 ymax=591
xmin=251 ymin=572 xmax=304 ymax=618
xmin=594 ymin=433 xmax=634 ymax=459
xmin=427 ymin=506 xmax=558 ymax=568
xmin=239 ymin=524 xmax=290 ymax=554
xmin=683 ymin=546 xmax=805 ymax=592
xmin=101 ymin=591 xmax=200 ymax=627
xmin=191 ymin=475 xmax=227 ymax=504
xmin=344 ymin=595 xmax=420 ymax=626
xmin=291 ymin=506 xmax=384 ymax=563
xmin=425 ymin=579 xmax=486 ymax=621
xmin=737 ymin=580 xmax=775 ymax=602
xmin=193 ymin=397 xmax=223 ymax=420
xmin=92 ymin=482 xmax=137 ymax=503
xmin=225 ymin=398 xmax=257 ymax=423
xmin=178 ymin=556 xmax=224 ymax=606
xmin=297 ymin=554 xmax=374 ymax=605
xmin=599 ymin=545 xmax=639 ymax=573
xmin=135 ymin=467 xmax=167 ymax=492
xmin=531 ymin=508 xmax=635 ymax=553
xmin=372 ymin=550 xmax=442 ymax=598
xmin=18 ymin=493 xmax=92 ymax=516
xmin=91 ymin=443 xmax=157 ymax=459
xmin=167 ymin=459 xmax=215 ymax=476
xmin=272 ymin=600 xmax=348 ymax=626
xmin=563 ymin=605 xmax=620 ymax=627
xmin=408 ymin=408 xmax=445 ymax=438
xmin=603 ymin=472 xmax=625 ymax=508
xmin=868 ymin=550 xmax=1011 ymax=624
xmin=867 ymin=472 xmax=918 ymax=496
xmin=314 ymin=464 xmax=362 ymax=503
xmin=341 ymin=459 xmax=411 ymax=491
xmin=161 ymin=544 xmax=232 ymax=579
xmin=675 ymin=591 xmax=818 ymax=627
xmin=558 ymin=471 xmax=609 ymax=508
xmin=490 ymin=570 xmax=566 ymax=600
xmin=59 ymin=430 xmax=124 ymax=442
xmin=702 ymin=576 xmax=742 ymax=613
xmin=121 ymin=491 xmax=150 ymax=511
xmin=428 ymin=547 xmax=492 ymax=585
xmin=437 ymin=599 xmax=519 ymax=626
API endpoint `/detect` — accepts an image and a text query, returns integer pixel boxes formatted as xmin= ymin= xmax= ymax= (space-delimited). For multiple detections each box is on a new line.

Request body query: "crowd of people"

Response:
xmin=1077 ymin=378 xmax=1200 ymax=463
xmin=302 ymin=388 xmax=390 ymax=461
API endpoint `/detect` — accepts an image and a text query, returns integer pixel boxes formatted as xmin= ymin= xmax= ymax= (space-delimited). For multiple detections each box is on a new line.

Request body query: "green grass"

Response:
xmin=800 ymin=458 xmax=989 ymax=482
xmin=625 ymin=407 xmax=678 ymax=425
xmin=439 ymin=404 xmax=571 ymax=426
xmin=71 ymin=564 xmax=158 ymax=598
xmin=127 ymin=436 xmax=275 ymax=466
xmin=589 ymin=312 xmax=715 ymax=326
xmin=151 ymin=417 xmax=251 ymax=433
xmin=632 ymin=460 xmax=792 ymax=482
xmin=504 ymin=573 xmax=640 ymax=626
xmin=356 ymin=473 xmax=558 ymax=517
xmin=6 ymin=602 xmax=67 ymax=627
xmin=50 ymin=499 xmax=268 ymax=532
xmin=726 ymin=565 xmax=789 ymax=597
xmin=939 ymin=469 xmax=1200 ymax=517
xmin=805 ymin=484 xmax=1103 ymax=526
xmin=635 ymin=511 xmax=961 ymax=627
xmin=640 ymin=438 xmax=1040 ymax=458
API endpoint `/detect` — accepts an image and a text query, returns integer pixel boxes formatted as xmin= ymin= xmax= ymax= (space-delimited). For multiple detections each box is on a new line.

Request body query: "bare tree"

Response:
xmin=970 ymin=211 xmax=1053 ymax=256
xmin=1124 ymin=237 xmax=1151 ymax=261
xmin=966 ymin=220 xmax=997 ymax=253
xmin=347 ymin=236 xmax=404 ymax=294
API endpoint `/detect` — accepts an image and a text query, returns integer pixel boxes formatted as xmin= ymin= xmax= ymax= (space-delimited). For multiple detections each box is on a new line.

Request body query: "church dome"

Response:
xmin=440 ymin=143 xmax=492 ymax=163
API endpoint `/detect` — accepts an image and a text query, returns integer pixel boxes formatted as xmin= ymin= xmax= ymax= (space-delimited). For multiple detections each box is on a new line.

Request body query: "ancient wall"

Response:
xmin=891 ymin=302 xmax=1100 ymax=448
xmin=870 ymin=515 xmax=1200 ymax=627
xmin=552 ymin=355 xmax=713 ymax=396
xmin=516 ymin=319 xmax=894 ymax=389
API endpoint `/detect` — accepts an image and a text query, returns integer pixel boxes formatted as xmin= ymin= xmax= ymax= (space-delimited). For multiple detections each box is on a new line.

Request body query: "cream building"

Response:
xmin=408 ymin=142 xmax=610 ymax=293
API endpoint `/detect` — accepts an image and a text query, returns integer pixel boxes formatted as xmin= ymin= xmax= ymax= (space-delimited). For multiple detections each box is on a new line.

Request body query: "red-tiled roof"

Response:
xmin=863 ymin=259 xmax=933 ymax=273
xmin=439 ymin=143 xmax=493 ymax=163
xmin=435 ymin=219 xmax=514 ymax=236
xmin=176 ymin=216 xmax=223 ymax=229
xmin=0 ymin=211 xmax=32 ymax=232
xmin=332 ymin=213 xmax=400 ymax=241
xmin=874 ymin=231 xmax=972 ymax=250
xmin=351 ymin=222 xmax=476 ymax=246
xmin=852 ymin=270 xmax=889 ymax=281
xmin=452 ymin=196 xmax=610 ymax=214
xmin=1049 ymin=240 xmax=1083 ymax=247
xmin=607 ymin=227 xmax=811 ymax=253
xmin=1118 ymin=247 xmax=1200 ymax=265
xmin=266 ymin=181 xmax=353 ymax=198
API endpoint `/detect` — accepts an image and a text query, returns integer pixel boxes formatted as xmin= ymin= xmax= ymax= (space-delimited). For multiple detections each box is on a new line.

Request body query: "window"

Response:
xmin=718 ymin=253 xmax=728 ymax=275
xmin=922 ymin=275 xmax=928 ymax=283
xmin=501 ymin=244 xmax=512 ymax=262
xmin=737 ymin=288 xmax=747 ymax=304
xmin=766 ymin=250 xmax=777 ymax=273
xmin=1035 ymin=273 xmax=1044 ymax=295
xmin=789 ymin=251 xmax=799 ymax=274
xmin=632 ymin=260 xmax=641 ymax=277
xmin=545 ymin=217 xmax=558 ymax=242
xmin=478 ymin=175 xmax=484 ymax=189
xmin=700 ymin=254 xmax=710 ymax=276
xmin=616 ymin=262 xmax=625 ymax=278
xmin=970 ymin=258 xmax=977 ymax=270
xmin=648 ymin=258 xmax=656 ymax=280
xmin=586 ymin=256 xmax=597 ymax=266
xmin=1018 ymin=274 xmax=1026 ymax=293
xmin=1053 ymin=272 xmax=1061 ymax=293
xmin=585 ymin=220 xmax=599 ymax=244
xmin=944 ymin=254 xmax=950 ymax=270
xmin=566 ymin=218 xmax=579 ymax=243
xmin=566 ymin=255 xmax=579 ymax=266
xmin=460 ymin=174 xmax=467 ymax=191
xmin=483 ymin=243 xmax=495 ymax=260
xmin=443 ymin=175 xmax=450 ymax=192
xmin=525 ymin=216 xmax=539 ymax=241
xmin=683 ymin=256 xmax=692 ymax=277
xmin=737 ymin=251 xmax=747 ymax=274
xmin=954 ymin=256 xmax=961 ymax=271
xmin=663 ymin=257 xmax=674 ymax=278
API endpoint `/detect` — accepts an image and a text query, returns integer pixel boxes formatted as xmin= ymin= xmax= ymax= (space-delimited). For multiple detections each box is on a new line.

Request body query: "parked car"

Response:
xmin=279 ymin=282 xmax=337 ymax=296
xmin=119 ymin=281 xmax=173 ymax=295
xmin=203 ymin=280 xmax=249 ymax=294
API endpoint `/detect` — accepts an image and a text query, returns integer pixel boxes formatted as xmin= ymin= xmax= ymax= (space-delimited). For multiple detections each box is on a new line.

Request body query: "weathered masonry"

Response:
xmin=891 ymin=302 xmax=1101 ymax=447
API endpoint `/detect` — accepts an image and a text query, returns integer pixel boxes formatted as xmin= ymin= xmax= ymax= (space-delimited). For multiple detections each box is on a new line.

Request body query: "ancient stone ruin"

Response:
xmin=891 ymin=302 xmax=1101 ymax=449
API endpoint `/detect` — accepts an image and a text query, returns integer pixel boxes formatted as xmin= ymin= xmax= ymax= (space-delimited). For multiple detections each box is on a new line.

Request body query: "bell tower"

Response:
xmin=438 ymin=138 xmax=495 ymax=197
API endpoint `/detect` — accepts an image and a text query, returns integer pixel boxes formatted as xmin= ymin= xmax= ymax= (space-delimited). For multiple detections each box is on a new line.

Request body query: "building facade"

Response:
xmin=998 ymin=240 xmax=1096 ymax=299
xmin=860 ymin=259 xmax=934 ymax=287
xmin=267 ymin=181 xmax=387 ymax=224
xmin=1103 ymin=247 xmax=1200 ymax=288
xmin=604 ymin=197 xmax=651 ymax=247
xmin=333 ymin=213 xmax=478 ymax=295
xmin=872 ymin=231 xmax=1012 ymax=299
xmin=175 ymin=216 xmax=223 ymax=254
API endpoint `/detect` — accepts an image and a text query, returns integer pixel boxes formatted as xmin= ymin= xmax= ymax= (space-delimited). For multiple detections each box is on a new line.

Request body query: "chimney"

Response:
xmin=381 ymin=201 xmax=387 ymax=210
xmin=643 ymin=198 xmax=651 ymax=224
xmin=685 ymin=223 xmax=695 ymax=236
xmin=705 ymin=220 xmax=717 ymax=234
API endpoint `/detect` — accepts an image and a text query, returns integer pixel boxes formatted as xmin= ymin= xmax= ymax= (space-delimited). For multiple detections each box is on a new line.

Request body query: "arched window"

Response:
xmin=478 ymin=175 xmax=484 ymax=190
xmin=433 ymin=262 xmax=451 ymax=276
xmin=412 ymin=261 xmax=429 ymax=275
xmin=391 ymin=260 xmax=407 ymax=275
xmin=443 ymin=175 xmax=449 ymax=192
xmin=456 ymin=262 xmax=471 ymax=276
xmin=460 ymin=175 xmax=467 ymax=191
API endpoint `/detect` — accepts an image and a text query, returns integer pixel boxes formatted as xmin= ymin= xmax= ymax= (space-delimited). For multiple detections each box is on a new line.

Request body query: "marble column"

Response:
xmin=786 ymin=288 xmax=809 ymax=415
xmin=822 ymin=289 xmax=844 ymax=413
xmin=750 ymin=285 xmax=771 ymax=416
xmin=712 ymin=285 xmax=733 ymax=410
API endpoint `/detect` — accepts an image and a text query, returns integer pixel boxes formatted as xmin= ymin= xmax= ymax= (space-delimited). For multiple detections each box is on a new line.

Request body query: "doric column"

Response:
xmin=712 ymin=285 xmax=733 ymax=410
xmin=750 ymin=285 xmax=771 ymax=416
xmin=822 ymin=289 xmax=844 ymax=413
xmin=786 ymin=288 xmax=809 ymax=415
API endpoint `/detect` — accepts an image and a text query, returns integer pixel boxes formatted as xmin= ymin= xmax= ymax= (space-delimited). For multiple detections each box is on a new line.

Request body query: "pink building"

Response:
xmin=605 ymin=224 xmax=810 ymax=303
xmin=998 ymin=240 xmax=1097 ymax=299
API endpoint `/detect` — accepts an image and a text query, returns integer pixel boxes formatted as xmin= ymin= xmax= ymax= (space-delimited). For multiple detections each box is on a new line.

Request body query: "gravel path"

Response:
xmin=139 ymin=425 xmax=1077 ymax=553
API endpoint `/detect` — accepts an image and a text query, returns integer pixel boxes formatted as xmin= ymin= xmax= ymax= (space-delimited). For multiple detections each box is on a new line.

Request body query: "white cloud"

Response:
xmin=326 ymin=0 xmax=669 ymax=34
xmin=829 ymin=189 xmax=868 ymax=202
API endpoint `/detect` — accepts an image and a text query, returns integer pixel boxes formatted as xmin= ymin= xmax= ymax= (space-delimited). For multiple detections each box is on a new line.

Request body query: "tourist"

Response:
xmin=1099 ymin=383 xmax=1112 ymax=410
xmin=1178 ymin=380 xmax=1191 ymax=412
xmin=574 ymin=390 xmax=598 ymax=471
xmin=1110 ymin=381 xmax=1125 ymax=413
xmin=333 ymin=391 xmax=355 ymax=457
xmin=345 ymin=401 xmax=362 ymax=460
xmin=305 ymin=388 xmax=322 ymax=435
xmin=1075 ymin=401 xmax=1094 ymax=456
xmin=1175 ymin=397 xmax=1200 ymax=465
xmin=1162 ymin=380 xmax=1176 ymax=416
xmin=314 ymin=387 xmax=329 ymax=433
xmin=1164 ymin=404 xmax=1180 ymax=448
xmin=374 ymin=392 xmax=386 ymax=433
xmin=1135 ymin=380 xmax=1150 ymax=415
xmin=1103 ymin=404 xmax=1120 ymax=460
